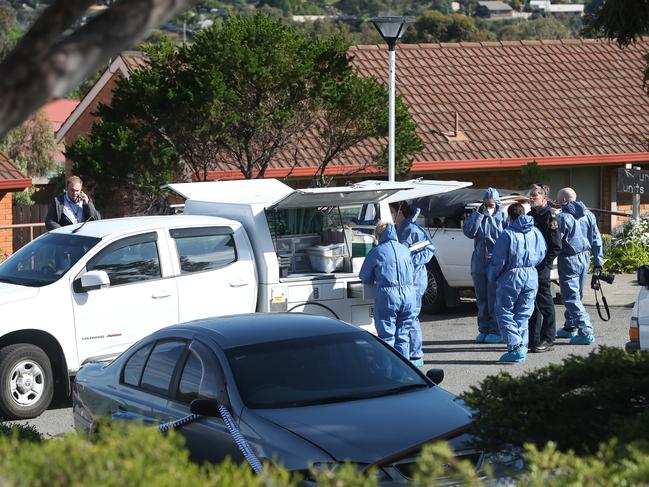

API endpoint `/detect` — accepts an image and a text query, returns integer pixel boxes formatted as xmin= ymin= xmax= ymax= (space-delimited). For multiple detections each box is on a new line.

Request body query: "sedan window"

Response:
xmin=122 ymin=343 xmax=154 ymax=387
xmin=176 ymin=341 xmax=224 ymax=404
xmin=140 ymin=340 xmax=187 ymax=396
xmin=226 ymin=332 xmax=428 ymax=409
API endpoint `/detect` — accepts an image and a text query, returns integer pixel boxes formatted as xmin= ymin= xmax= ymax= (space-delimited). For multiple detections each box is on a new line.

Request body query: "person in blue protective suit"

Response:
xmin=555 ymin=187 xmax=603 ymax=345
xmin=463 ymin=188 xmax=508 ymax=344
xmin=488 ymin=203 xmax=547 ymax=363
xmin=390 ymin=201 xmax=435 ymax=367
xmin=359 ymin=221 xmax=417 ymax=359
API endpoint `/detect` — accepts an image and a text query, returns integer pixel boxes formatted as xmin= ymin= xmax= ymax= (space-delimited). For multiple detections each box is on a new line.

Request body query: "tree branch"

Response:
xmin=0 ymin=0 xmax=199 ymax=139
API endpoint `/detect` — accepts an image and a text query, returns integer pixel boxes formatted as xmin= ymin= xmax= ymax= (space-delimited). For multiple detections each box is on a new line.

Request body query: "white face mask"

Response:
xmin=486 ymin=207 xmax=495 ymax=216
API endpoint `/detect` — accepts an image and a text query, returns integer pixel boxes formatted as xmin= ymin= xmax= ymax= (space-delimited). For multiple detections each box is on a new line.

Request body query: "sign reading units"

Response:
xmin=617 ymin=168 xmax=649 ymax=195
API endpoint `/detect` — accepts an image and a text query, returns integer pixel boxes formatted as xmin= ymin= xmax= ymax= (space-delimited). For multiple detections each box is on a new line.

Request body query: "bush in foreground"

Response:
xmin=460 ymin=346 xmax=649 ymax=456
xmin=1 ymin=423 xmax=649 ymax=486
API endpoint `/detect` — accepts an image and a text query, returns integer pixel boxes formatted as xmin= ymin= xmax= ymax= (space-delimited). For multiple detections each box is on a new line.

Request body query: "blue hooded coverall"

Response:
xmin=463 ymin=188 xmax=507 ymax=336
xmin=360 ymin=224 xmax=417 ymax=359
xmin=557 ymin=201 xmax=603 ymax=336
xmin=395 ymin=208 xmax=435 ymax=360
xmin=488 ymin=215 xmax=547 ymax=350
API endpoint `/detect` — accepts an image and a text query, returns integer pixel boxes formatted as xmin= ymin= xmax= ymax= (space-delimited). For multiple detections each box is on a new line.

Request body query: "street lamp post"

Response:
xmin=370 ymin=16 xmax=414 ymax=182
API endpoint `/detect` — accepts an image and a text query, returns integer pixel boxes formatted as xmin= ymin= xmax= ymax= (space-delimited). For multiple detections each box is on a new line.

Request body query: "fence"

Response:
xmin=10 ymin=204 xmax=48 ymax=250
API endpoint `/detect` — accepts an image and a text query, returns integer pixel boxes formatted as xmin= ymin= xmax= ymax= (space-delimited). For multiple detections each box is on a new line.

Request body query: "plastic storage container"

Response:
xmin=306 ymin=244 xmax=344 ymax=273
xmin=352 ymin=235 xmax=374 ymax=257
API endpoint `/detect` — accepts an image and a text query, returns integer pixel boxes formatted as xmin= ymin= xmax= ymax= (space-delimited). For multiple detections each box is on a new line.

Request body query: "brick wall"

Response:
xmin=0 ymin=191 xmax=13 ymax=254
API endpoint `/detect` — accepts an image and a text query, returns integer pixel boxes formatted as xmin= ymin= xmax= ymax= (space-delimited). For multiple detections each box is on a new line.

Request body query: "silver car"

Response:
xmin=73 ymin=313 xmax=481 ymax=482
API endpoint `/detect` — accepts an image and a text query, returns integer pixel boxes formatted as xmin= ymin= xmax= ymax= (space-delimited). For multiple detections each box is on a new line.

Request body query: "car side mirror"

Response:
xmin=79 ymin=270 xmax=110 ymax=291
xmin=426 ymin=368 xmax=444 ymax=385
xmin=190 ymin=398 xmax=221 ymax=417
xmin=638 ymin=265 xmax=649 ymax=287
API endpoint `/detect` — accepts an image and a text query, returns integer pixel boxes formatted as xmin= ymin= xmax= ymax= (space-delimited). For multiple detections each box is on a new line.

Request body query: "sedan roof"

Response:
xmin=170 ymin=313 xmax=360 ymax=349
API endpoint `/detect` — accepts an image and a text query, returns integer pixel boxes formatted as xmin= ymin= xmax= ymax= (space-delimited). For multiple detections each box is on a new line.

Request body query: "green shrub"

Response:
xmin=0 ymin=424 xmax=300 ymax=487
xmin=460 ymin=347 xmax=649 ymax=456
xmin=603 ymin=215 xmax=649 ymax=273
xmin=3 ymin=418 xmax=649 ymax=485
xmin=0 ymin=422 xmax=42 ymax=442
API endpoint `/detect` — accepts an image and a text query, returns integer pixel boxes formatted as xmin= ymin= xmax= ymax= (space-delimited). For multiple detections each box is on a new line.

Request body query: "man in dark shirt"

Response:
xmin=45 ymin=175 xmax=101 ymax=231
xmin=527 ymin=184 xmax=562 ymax=352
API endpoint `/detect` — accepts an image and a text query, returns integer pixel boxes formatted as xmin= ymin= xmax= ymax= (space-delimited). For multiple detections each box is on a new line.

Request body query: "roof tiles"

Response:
xmin=322 ymin=38 xmax=649 ymax=167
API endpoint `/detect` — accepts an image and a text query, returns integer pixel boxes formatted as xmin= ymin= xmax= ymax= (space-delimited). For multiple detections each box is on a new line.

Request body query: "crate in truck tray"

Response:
xmin=306 ymin=244 xmax=345 ymax=272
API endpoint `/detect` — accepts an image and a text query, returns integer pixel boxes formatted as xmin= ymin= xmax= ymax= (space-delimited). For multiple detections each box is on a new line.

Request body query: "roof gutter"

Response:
xmin=206 ymin=152 xmax=649 ymax=181
xmin=0 ymin=179 xmax=33 ymax=191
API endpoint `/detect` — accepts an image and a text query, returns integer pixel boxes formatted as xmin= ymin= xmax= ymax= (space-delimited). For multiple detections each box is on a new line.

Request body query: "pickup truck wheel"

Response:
xmin=422 ymin=259 xmax=446 ymax=314
xmin=0 ymin=344 xmax=54 ymax=420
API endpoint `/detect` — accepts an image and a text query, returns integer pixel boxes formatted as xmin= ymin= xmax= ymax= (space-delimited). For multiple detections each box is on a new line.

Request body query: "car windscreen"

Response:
xmin=226 ymin=332 xmax=428 ymax=409
xmin=0 ymin=233 xmax=101 ymax=287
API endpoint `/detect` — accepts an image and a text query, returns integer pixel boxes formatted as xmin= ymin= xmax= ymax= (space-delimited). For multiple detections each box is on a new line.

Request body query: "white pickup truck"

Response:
xmin=353 ymin=182 xmax=541 ymax=312
xmin=0 ymin=178 xmax=467 ymax=419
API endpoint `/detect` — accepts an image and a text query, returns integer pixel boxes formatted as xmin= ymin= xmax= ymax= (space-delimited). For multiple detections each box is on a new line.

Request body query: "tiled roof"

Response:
xmin=209 ymin=38 xmax=649 ymax=178
xmin=346 ymin=39 xmax=649 ymax=167
xmin=121 ymin=50 xmax=148 ymax=71
xmin=0 ymin=153 xmax=31 ymax=190
xmin=41 ymin=99 xmax=80 ymax=131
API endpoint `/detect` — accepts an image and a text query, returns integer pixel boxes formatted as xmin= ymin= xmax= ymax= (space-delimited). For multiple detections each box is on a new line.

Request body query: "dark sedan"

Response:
xmin=73 ymin=313 xmax=480 ymax=482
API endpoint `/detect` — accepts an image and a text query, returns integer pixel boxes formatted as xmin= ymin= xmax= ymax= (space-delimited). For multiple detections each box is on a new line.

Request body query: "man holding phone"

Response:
xmin=45 ymin=175 xmax=101 ymax=231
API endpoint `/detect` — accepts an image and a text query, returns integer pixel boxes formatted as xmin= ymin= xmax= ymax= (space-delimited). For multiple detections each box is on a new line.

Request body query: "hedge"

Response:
xmin=460 ymin=346 xmax=649 ymax=456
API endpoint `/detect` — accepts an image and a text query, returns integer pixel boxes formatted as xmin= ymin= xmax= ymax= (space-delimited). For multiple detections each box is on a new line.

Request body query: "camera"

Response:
xmin=591 ymin=270 xmax=614 ymax=290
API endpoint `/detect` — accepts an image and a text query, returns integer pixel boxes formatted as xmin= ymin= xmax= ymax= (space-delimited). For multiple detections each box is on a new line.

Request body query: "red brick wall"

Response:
xmin=0 ymin=191 xmax=13 ymax=255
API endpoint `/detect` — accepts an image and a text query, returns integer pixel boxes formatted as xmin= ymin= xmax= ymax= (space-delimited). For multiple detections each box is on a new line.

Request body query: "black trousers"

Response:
xmin=528 ymin=263 xmax=556 ymax=346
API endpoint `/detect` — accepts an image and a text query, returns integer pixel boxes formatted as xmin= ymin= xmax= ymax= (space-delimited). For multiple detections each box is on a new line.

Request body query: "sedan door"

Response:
xmin=156 ymin=340 xmax=244 ymax=465
xmin=72 ymin=232 xmax=179 ymax=364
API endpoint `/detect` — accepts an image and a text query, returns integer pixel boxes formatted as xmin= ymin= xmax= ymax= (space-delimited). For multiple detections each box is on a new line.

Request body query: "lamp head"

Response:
xmin=369 ymin=16 xmax=415 ymax=50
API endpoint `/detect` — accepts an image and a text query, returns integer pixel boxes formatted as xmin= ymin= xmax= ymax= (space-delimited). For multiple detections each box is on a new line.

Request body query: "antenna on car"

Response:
xmin=72 ymin=216 xmax=96 ymax=234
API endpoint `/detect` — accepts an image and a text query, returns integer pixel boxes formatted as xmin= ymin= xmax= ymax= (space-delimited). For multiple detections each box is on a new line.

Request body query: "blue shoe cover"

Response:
xmin=570 ymin=334 xmax=594 ymax=345
xmin=556 ymin=328 xmax=577 ymax=339
xmin=484 ymin=333 xmax=502 ymax=344
xmin=476 ymin=333 xmax=488 ymax=343
xmin=499 ymin=347 xmax=527 ymax=363
xmin=409 ymin=357 xmax=424 ymax=367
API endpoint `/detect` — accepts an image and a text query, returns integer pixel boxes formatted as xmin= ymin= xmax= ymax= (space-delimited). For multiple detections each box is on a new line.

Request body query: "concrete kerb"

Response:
xmin=581 ymin=272 xmax=638 ymax=308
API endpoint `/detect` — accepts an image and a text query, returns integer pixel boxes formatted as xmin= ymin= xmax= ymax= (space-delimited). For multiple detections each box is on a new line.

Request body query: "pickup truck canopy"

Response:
xmin=166 ymin=179 xmax=472 ymax=210
xmin=412 ymin=187 xmax=529 ymax=221
xmin=354 ymin=179 xmax=472 ymax=203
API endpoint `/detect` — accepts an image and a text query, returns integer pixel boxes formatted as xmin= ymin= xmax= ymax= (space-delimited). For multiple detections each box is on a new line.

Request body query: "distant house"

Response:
xmin=56 ymin=51 xmax=147 ymax=176
xmin=476 ymin=1 xmax=514 ymax=18
xmin=41 ymin=98 xmax=79 ymax=167
xmin=530 ymin=0 xmax=584 ymax=16
xmin=0 ymin=153 xmax=32 ymax=254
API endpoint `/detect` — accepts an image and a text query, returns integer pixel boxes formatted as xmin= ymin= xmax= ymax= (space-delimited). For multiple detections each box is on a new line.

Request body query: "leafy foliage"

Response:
xmin=602 ymin=215 xmax=649 ymax=273
xmin=69 ymin=14 xmax=422 ymax=212
xmin=0 ymin=110 xmax=59 ymax=178
xmin=402 ymin=11 xmax=480 ymax=43
xmin=0 ymin=4 xmax=19 ymax=59
xmin=4 ymin=415 xmax=649 ymax=486
xmin=583 ymin=0 xmax=649 ymax=47
xmin=519 ymin=160 xmax=545 ymax=188
xmin=0 ymin=421 xmax=42 ymax=442
xmin=461 ymin=346 xmax=649 ymax=456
